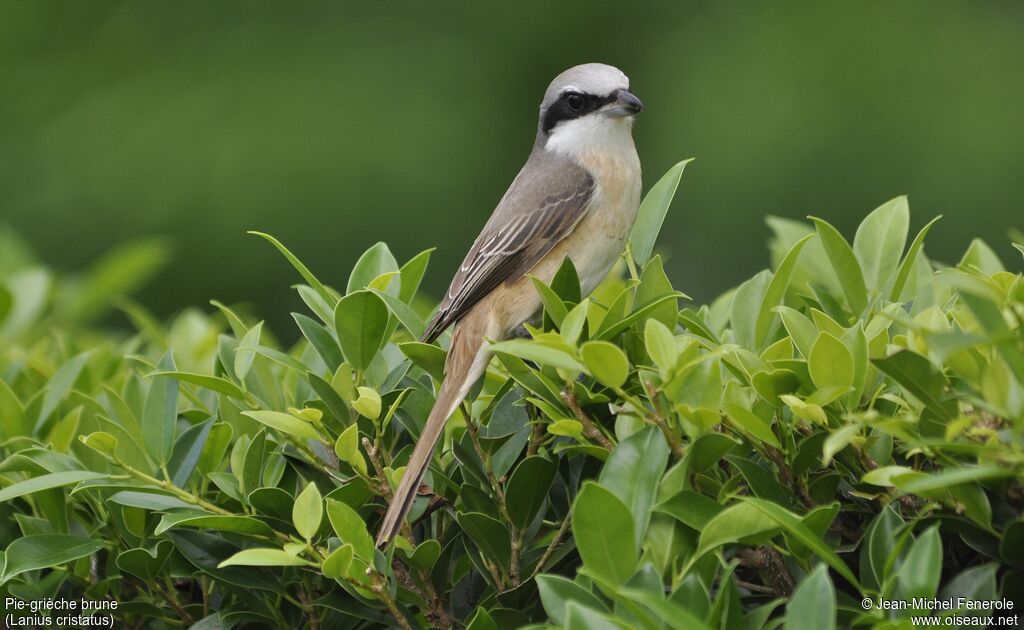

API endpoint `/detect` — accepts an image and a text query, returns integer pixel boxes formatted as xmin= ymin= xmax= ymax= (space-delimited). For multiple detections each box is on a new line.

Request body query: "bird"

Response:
xmin=375 ymin=63 xmax=643 ymax=546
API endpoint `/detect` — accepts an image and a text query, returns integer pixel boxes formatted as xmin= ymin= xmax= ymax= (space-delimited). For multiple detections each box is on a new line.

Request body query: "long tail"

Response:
xmin=375 ymin=313 xmax=493 ymax=547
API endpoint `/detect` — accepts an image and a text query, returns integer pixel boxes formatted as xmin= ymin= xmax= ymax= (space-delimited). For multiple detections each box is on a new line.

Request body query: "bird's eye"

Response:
xmin=565 ymin=92 xmax=585 ymax=112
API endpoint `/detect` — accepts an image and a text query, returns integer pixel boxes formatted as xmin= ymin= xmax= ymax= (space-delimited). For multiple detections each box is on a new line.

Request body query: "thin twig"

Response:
xmin=561 ymin=389 xmax=613 ymax=449
xmin=531 ymin=516 xmax=572 ymax=578
xmin=641 ymin=381 xmax=684 ymax=459
xmin=363 ymin=436 xmax=393 ymax=498
xmin=464 ymin=402 xmax=519 ymax=587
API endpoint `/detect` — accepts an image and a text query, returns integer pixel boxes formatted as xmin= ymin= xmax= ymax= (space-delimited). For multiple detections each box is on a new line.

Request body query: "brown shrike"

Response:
xmin=376 ymin=63 xmax=643 ymax=546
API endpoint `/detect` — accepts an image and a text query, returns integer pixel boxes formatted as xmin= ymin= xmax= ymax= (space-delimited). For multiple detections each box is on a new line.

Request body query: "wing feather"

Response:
xmin=421 ymin=167 xmax=595 ymax=343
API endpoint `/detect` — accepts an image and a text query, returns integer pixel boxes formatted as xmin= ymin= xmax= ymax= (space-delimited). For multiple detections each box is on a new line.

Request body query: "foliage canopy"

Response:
xmin=1 ymin=167 xmax=1022 ymax=628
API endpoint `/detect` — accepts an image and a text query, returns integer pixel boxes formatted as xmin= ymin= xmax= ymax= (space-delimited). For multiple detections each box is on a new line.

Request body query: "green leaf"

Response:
xmin=630 ymin=159 xmax=692 ymax=265
xmin=326 ymin=499 xmax=374 ymax=561
xmin=154 ymin=512 xmax=275 ymax=538
xmin=398 ymin=249 xmax=433 ymax=303
xmin=872 ymin=350 xmax=955 ymax=421
xmin=655 ymin=490 xmax=723 ymax=530
xmin=636 ymin=255 xmax=679 ymax=329
xmin=334 ymin=290 xmax=389 ymax=370
xmin=692 ymin=502 xmax=778 ymax=561
xmin=730 ymin=270 xmax=771 ymax=349
xmin=1 ymin=534 xmax=104 ymax=584
xmin=168 ymin=418 xmax=215 ymax=487
xmin=148 ymin=371 xmax=245 ymax=399
xmin=784 ymin=564 xmax=835 ymax=630
xmin=723 ymin=404 xmax=781 ymax=448
xmin=348 ymin=242 xmax=400 ymax=295
xmin=617 ymin=587 xmax=712 ymax=630
xmin=756 ymin=234 xmax=813 ymax=346
xmin=777 ymin=306 xmax=818 ymax=358
xmin=293 ymin=482 xmax=323 ymax=541
xmin=565 ymin=602 xmax=630 ymax=630
xmin=197 ymin=422 xmax=233 ymax=478
xmin=249 ymin=231 xmax=335 ymax=306
xmin=352 ymin=386 xmax=382 ymax=420
xmin=685 ymin=432 xmax=741 ymax=473
xmin=505 ymin=456 xmax=556 ymax=528
xmin=0 ymin=378 xmax=28 ymax=439
xmin=595 ymin=292 xmax=688 ymax=341
xmin=398 ymin=341 xmax=447 ymax=382
xmin=80 ymin=431 xmax=119 ymax=454
xmin=217 ymin=547 xmax=315 ymax=568
xmin=234 ymin=321 xmax=262 ymax=380
xmin=895 ymin=525 xmax=942 ymax=601
xmin=740 ymin=497 xmax=860 ymax=589
xmin=896 ymin=465 xmax=1014 ymax=494
xmin=531 ymin=275 xmax=569 ymax=328
xmin=598 ymin=426 xmax=669 ymax=549
xmin=141 ymin=351 xmax=179 ymax=467
xmin=116 ymin=540 xmax=173 ymax=581
xmin=536 ymin=574 xmax=608 ymax=626
xmin=293 ymin=313 xmax=344 ymax=372
xmin=457 ymin=512 xmax=511 ymax=568
xmin=644 ymin=318 xmax=678 ymax=378
xmin=810 ymin=217 xmax=867 ymax=314
xmin=890 ymin=216 xmax=941 ymax=301
xmin=0 ymin=471 xmax=108 ymax=503
xmin=808 ymin=332 xmax=854 ymax=391
xmin=334 ymin=424 xmax=367 ymax=475
xmin=853 ymin=196 xmax=909 ymax=293
xmin=240 ymin=410 xmax=323 ymax=441
xmin=580 ymin=341 xmax=630 ymax=388
xmin=572 ymin=482 xmax=636 ymax=587
xmin=548 ymin=419 xmax=585 ymax=439
xmin=108 ymin=491 xmax=195 ymax=511
xmin=369 ymin=288 xmax=425 ymax=339
xmin=321 ymin=543 xmax=354 ymax=579
xmin=821 ymin=424 xmax=859 ymax=465
xmin=37 ymin=351 xmax=90 ymax=431
xmin=489 ymin=339 xmax=585 ymax=373
xmin=561 ymin=299 xmax=590 ymax=347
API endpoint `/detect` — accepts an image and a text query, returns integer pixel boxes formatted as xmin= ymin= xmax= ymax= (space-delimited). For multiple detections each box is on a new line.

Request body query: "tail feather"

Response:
xmin=375 ymin=317 xmax=492 ymax=547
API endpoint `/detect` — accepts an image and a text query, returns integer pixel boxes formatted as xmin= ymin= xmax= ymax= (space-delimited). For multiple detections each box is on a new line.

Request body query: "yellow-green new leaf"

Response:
xmin=321 ymin=543 xmax=354 ymax=579
xmin=326 ymin=499 xmax=374 ymax=560
xmin=808 ymin=332 xmax=854 ymax=392
xmin=240 ymin=411 xmax=323 ymax=441
xmin=218 ymin=548 xmax=315 ymax=568
xmin=352 ymin=387 xmax=381 ymax=420
xmin=581 ymin=341 xmax=629 ymax=389
xmin=293 ymin=482 xmax=323 ymax=542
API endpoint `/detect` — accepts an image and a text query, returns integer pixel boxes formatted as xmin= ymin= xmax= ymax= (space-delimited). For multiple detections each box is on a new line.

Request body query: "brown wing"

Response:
xmin=421 ymin=162 xmax=595 ymax=344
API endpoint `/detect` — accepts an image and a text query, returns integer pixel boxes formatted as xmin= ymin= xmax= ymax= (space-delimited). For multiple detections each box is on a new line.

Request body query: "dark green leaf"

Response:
xmin=505 ymin=456 xmax=556 ymax=528
xmin=1 ymin=534 xmax=104 ymax=584
xmin=457 ymin=511 xmax=512 ymax=569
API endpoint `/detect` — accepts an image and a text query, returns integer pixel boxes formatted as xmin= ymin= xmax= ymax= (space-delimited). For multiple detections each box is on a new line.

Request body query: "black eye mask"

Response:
xmin=541 ymin=91 xmax=618 ymax=135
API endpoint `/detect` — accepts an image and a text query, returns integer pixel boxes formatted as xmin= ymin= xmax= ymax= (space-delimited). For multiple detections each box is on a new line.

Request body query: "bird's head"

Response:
xmin=538 ymin=63 xmax=643 ymax=157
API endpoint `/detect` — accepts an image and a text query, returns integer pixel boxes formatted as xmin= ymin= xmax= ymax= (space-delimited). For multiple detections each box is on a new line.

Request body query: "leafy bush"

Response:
xmin=1 ymin=165 xmax=1022 ymax=629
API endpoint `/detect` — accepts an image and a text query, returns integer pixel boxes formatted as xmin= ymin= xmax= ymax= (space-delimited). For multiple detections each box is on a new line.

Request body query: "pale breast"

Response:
xmin=488 ymin=147 xmax=641 ymax=331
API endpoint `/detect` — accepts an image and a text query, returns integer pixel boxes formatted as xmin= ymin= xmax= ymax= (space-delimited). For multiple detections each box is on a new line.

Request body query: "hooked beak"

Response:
xmin=604 ymin=89 xmax=644 ymax=118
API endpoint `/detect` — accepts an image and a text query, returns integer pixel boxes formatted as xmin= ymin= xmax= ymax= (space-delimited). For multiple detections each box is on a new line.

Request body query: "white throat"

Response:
xmin=544 ymin=115 xmax=636 ymax=160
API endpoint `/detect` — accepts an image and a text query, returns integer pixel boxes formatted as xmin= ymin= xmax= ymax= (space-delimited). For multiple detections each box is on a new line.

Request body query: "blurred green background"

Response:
xmin=2 ymin=1 xmax=1022 ymax=333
